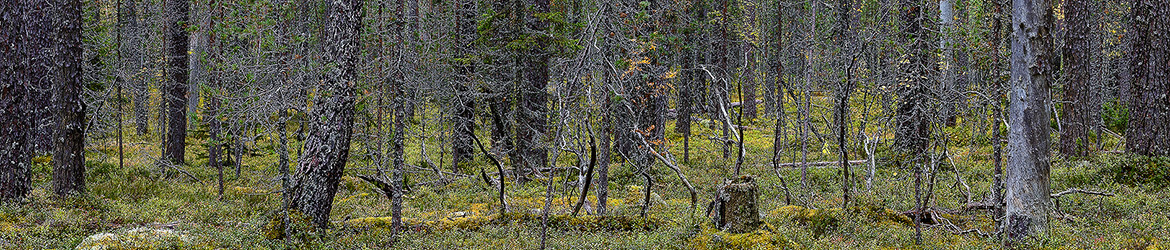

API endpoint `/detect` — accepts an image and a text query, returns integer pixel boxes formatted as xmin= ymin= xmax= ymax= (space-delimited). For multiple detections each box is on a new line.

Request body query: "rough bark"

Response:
xmin=1124 ymin=0 xmax=1170 ymax=156
xmin=288 ymin=0 xmax=362 ymax=228
xmin=1058 ymin=0 xmax=1097 ymax=157
xmin=52 ymin=0 xmax=86 ymax=196
xmin=712 ymin=175 xmax=761 ymax=233
xmin=1005 ymin=0 xmax=1053 ymax=241
xmin=0 ymin=0 xmax=30 ymax=201
xmin=894 ymin=0 xmax=931 ymax=159
xmin=164 ymin=0 xmax=190 ymax=164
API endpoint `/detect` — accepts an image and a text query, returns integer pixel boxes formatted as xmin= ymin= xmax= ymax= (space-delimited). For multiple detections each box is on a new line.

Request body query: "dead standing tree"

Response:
xmin=1004 ymin=0 xmax=1054 ymax=242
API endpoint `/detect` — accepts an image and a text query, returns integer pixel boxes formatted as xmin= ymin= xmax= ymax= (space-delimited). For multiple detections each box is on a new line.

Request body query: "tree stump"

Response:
xmin=711 ymin=175 xmax=761 ymax=233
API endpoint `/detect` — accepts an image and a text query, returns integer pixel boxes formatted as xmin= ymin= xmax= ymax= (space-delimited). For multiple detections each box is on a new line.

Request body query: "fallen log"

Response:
xmin=774 ymin=160 xmax=867 ymax=168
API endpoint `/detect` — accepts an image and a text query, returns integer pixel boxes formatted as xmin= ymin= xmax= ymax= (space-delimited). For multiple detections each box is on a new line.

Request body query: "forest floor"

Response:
xmin=2 ymin=105 xmax=1169 ymax=249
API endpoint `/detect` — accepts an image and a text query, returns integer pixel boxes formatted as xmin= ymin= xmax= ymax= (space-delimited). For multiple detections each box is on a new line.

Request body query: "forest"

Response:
xmin=1 ymin=0 xmax=1168 ymax=248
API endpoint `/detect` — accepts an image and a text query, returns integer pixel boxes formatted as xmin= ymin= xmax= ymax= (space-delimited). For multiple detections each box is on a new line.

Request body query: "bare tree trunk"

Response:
xmin=1124 ymin=0 xmax=1170 ymax=156
xmin=1005 ymin=0 xmax=1053 ymax=241
xmin=0 ymin=0 xmax=31 ymax=201
xmin=164 ymin=0 xmax=190 ymax=164
xmin=834 ymin=0 xmax=853 ymax=208
xmin=288 ymin=0 xmax=362 ymax=229
xmin=52 ymin=0 xmax=86 ymax=196
xmin=208 ymin=94 xmax=224 ymax=199
xmin=1058 ymin=0 xmax=1097 ymax=157
xmin=596 ymin=97 xmax=612 ymax=215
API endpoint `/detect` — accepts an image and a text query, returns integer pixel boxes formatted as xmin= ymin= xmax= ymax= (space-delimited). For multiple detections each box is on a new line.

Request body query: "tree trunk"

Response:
xmin=834 ymin=0 xmax=853 ymax=208
xmin=894 ymin=0 xmax=930 ymax=159
xmin=1124 ymin=0 xmax=1170 ymax=156
xmin=451 ymin=0 xmax=476 ymax=172
xmin=52 ymin=0 xmax=86 ymax=196
xmin=0 ymin=0 xmax=30 ymax=201
xmin=164 ymin=0 xmax=190 ymax=164
xmin=208 ymin=94 xmax=223 ymax=199
xmin=596 ymin=97 xmax=612 ymax=215
xmin=517 ymin=0 xmax=550 ymax=180
xmin=1005 ymin=0 xmax=1053 ymax=241
xmin=288 ymin=0 xmax=362 ymax=229
xmin=1058 ymin=0 xmax=1097 ymax=157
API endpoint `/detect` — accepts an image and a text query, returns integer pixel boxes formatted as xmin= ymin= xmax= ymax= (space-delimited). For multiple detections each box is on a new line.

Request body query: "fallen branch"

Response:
xmin=636 ymin=133 xmax=698 ymax=212
xmin=774 ymin=160 xmax=867 ymax=168
xmin=1051 ymin=188 xmax=1114 ymax=199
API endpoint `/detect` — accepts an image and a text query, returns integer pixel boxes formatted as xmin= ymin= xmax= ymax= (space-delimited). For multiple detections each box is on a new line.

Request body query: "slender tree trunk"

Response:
xmin=517 ymin=0 xmax=551 ymax=179
xmin=164 ymin=0 xmax=190 ymax=164
xmin=0 ymin=0 xmax=31 ymax=201
xmin=288 ymin=0 xmax=362 ymax=228
xmin=834 ymin=0 xmax=853 ymax=208
xmin=451 ymin=0 xmax=477 ymax=172
xmin=1124 ymin=0 xmax=1170 ymax=156
xmin=596 ymin=96 xmax=612 ymax=215
xmin=208 ymin=94 xmax=224 ymax=199
xmin=1005 ymin=0 xmax=1053 ymax=241
xmin=52 ymin=0 xmax=86 ymax=196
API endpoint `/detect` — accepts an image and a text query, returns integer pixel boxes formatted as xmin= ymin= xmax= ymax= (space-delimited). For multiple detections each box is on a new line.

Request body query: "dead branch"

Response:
xmin=774 ymin=160 xmax=867 ymax=168
xmin=1050 ymin=188 xmax=1114 ymax=199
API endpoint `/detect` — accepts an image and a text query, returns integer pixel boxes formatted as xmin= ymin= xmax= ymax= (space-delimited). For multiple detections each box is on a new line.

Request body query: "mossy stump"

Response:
xmin=711 ymin=175 xmax=761 ymax=233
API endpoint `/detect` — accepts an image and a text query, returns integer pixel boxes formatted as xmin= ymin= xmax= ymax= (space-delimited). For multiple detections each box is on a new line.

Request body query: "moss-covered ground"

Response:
xmin=2 ymin=96 xmax=1168 ymax=249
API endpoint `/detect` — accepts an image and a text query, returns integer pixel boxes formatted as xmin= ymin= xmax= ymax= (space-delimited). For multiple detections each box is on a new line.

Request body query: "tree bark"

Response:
xmin=894 ymin=0 xmax=930 ymax=159
xmin=164 ymin=0 xmax=190 ymax=164
xmin=1005 ymin=0 xmax=1053 ymax=241
xmin=1058 ymin=0 xmax=1097 ymax=157
xmin=288 ymin=0 xmax=362 ymax=229
xmin=451 ymin=0 xmax=477 ymax=172
xmin=0 ymin=0 xmax=31 ymax=201
xmin=52 ymin=0 xmax=86 ymax=196
xmin=517 ymin=0 xmax=551 ymax=180
xmin=712 ymin=175 xmax=761 ymax=233
xmin=1124 ymin=0 xmax=1170 ymax=156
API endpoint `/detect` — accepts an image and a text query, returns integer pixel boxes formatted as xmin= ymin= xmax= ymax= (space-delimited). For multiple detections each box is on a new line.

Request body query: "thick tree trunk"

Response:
xmin=52 ymin=0 xmax=86 ymax=196
xmin=0 ymin=0 xmax=30 ymax=201
xmin=164 ymin=0 xmax=190 ymax=164
xmin=1005 ymin=0 xmax=1053 ymax=241
xmin=1124 ymin=0 xmax=1170 ymax=156
xmin=288 ymin=0 xmax=362 ymax=229
xmin=1058 ymin=0 xmax=1097 ymax=157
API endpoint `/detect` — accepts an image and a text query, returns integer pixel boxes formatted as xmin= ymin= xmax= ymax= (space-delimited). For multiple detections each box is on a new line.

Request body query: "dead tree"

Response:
xmin=1005 ymin=0 xmax=1054 ymax=242
xmin=711 ymin=175 xmax=762 ymax=233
